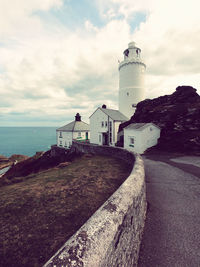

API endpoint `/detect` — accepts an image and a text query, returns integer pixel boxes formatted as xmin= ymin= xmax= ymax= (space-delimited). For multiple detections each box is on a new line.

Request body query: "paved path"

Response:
xmin=138 ymin=156 xmax=200 ymax=267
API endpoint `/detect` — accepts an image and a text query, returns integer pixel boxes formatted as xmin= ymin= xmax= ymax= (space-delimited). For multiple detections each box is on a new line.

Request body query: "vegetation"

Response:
xmin=0 ymin=154 xmax=132 ymax=267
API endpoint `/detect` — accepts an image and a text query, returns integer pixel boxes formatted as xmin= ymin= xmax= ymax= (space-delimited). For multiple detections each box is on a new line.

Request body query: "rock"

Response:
xmin=9 ymin=154 xmax=29 ymax=163
xmin=58 ymin=162 xmax=70 ymax=168
xmin=119 ymin=86 xmax=200 ymax=154
xmin=0 ymin=155 xmax=11 ymax=170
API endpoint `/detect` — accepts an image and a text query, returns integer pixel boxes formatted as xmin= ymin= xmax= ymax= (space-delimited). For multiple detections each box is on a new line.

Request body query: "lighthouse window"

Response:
xmin=124 ymin=49 xmax=129 ymax=57
xmin=127 ymin=92 xmax=129 ymax=96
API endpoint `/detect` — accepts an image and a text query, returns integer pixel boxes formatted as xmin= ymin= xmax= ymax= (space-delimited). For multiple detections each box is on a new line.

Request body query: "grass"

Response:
xmin=0 ymin=154 xmax=132 ymax=267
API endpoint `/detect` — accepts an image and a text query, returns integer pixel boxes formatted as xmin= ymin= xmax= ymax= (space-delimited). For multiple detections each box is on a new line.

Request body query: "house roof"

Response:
xmin=57 ymin=120 xmax=90 ymax=132
xmin=124 ymin=123 xmax=160 ymax=131
xmin=90 ymin=107 xmax=128 ymax=122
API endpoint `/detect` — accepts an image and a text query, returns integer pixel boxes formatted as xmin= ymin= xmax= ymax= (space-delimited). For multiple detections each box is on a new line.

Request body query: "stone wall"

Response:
xmin=45 ymin=142 xmax=146 ymax=267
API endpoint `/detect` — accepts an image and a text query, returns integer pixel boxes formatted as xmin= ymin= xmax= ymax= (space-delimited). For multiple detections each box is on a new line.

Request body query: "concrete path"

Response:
xmin=138 ymin=156 xmax=200 ymax=267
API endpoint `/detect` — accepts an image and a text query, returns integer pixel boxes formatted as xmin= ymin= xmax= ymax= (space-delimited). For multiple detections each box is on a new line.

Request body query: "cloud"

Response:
xmin=0 ymin=0 xmax=199 ymax=126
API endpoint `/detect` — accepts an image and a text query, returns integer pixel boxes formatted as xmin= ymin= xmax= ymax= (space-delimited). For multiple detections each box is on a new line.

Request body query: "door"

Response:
xmin=86 ymin=132 xmax=88 ymax=140
xmin=103 ymin=133 xmax=108 ymax=145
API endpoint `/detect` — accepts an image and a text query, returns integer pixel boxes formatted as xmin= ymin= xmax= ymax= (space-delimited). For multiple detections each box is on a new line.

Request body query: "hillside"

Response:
xmin=119 ymin=86 xmax=200 ymax=154
xmin=0 ymin=150 xmax=79 ymax=186
xmin=0 ymin=154 xmax=131 ymax=267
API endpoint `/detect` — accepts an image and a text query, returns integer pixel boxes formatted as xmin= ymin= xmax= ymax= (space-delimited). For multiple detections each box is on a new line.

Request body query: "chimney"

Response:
xmin=102 ymin=104 xmax=106 ymax=109
xmin=75 ymin=113 xmax=81 ymax=121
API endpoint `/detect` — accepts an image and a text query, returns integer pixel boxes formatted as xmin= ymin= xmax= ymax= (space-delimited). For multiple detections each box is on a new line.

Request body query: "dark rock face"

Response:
xmin=119 ymin=86 xmax=200 ymax=154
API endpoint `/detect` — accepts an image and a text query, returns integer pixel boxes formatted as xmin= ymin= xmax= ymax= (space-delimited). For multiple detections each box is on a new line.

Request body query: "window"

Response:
xmin=127 ymin=92 xmax=129 ymax=96
xmin=101 ymin=121 xmax=104 ymax=127
xmin=129 ymin=137 xmax=134 ymax=147
xmin=78 ymin=132 xmax=81 ymax=137
xmin=150 ymin=127 xmax=153 ymax=131
xmin=99 ymin=134 xmax=101 ymax=142
xmin=59 ymin=140 xmax=62 ymax=146
xmin=59 ymin=131 xmax=62 ymax=138
xmin=109 ymin=121 xmax=112 ymax=143
xmin=105 ymin=121 xmax=108 ymax=127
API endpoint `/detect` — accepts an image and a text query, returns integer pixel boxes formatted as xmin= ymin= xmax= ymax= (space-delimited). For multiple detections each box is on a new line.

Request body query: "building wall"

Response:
xmin=45 ymin=142 xmax=146 ymax=267
xmin=114 ymin=121 xmax=122 ymax=145
xmin=90 ymin=109 xmax=120 ymax=146
xmin=140 ymin=125 xmax=160 ymax=149
xmin=124 ymin=129 xmax=143 ymax=153
xmin=124 ymin=124 xmax=160 ymax=153
xmin=57 ymin=131 xmax=90 ymax=149
xmin=73 ymin=131 xmax=90 ymax=141
xmin=119 ymin=62 xmax=145 ymax=118
xmin=57 ymin=131 xmax=73 ymax=148
xmin=90 ymin=109 xmax=108 ymax=145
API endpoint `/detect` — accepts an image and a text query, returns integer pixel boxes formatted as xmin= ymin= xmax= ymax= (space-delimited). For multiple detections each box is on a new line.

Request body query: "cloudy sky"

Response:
xmin=0 ymin=0 xmax=200 ymax=126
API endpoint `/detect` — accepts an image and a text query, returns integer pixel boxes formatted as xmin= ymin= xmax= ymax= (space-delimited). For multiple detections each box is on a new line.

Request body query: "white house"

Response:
xmin=124 ymin=123 xmax=161 ymax=154
xmin=90 ymin=105 xmax=128 ymax=146
xmin=56 ymin=113 xmax=90 ymax=149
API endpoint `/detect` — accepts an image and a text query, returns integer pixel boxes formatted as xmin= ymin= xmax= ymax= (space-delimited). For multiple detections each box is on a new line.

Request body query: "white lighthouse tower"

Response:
xmin=118 ymin=42 xmax=146 ymax=118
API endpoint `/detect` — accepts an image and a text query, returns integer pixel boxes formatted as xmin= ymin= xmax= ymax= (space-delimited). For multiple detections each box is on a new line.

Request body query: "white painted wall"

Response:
xmin=57 ymin=131 xmax=90 ymax=149
xmin=57 ymin=131 xmax=73 ymax=148
xmin=124 ymin=124 xmax=160 ymax=154
xmin=90 ymin=109 xmax=108 ymax=145
xmin=90 ymin=109 xmax=120 ymax=146
xmin=114 ymin=121 xmax=122 ymax=144
xmin=73 ymin=131 xmax=90 ymax=140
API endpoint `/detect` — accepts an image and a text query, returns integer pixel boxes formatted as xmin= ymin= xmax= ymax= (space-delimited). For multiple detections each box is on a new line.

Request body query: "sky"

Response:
xmin=0 ymin=0 xmax=200 ymax=126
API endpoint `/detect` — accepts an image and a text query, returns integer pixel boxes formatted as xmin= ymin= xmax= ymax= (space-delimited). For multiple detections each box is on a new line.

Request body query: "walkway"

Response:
xmin=138 ymin=154 xmax=200 ymax=267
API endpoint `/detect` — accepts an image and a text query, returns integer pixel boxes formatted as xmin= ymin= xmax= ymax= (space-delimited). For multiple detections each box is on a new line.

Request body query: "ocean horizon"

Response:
xmin=0 ymin=127 xmax=57 ymax=158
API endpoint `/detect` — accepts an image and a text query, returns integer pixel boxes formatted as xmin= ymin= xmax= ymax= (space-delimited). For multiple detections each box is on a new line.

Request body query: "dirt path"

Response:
xmin=138 ymin=154 xmax=200 ymax=267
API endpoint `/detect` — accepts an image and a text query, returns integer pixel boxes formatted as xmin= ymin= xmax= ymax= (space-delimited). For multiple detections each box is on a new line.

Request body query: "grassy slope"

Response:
xmin=0 ymin=154 xmax=132 ymax=267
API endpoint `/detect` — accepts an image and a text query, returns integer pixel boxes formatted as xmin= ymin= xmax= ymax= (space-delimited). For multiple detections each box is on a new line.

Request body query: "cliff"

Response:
xmin=0 ymin=154 xmax=29 ymax=170
xmin=0 ymin=149 xmax=80 ymax=186
xmin=119 ymin=86 xmax=200 ymax=154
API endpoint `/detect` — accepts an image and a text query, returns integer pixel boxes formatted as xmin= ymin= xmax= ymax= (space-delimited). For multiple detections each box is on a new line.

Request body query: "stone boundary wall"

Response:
xmin=45 ymin=142 xmax=146 ymax=267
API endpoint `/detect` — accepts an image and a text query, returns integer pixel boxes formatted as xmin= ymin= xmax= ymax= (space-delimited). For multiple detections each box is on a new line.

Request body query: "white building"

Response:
xmin=56 ymin=113 xmax=90 ymax=149
xmin=119 ymin=42 xmax=146 ymax=118
xmin=90 ymin=105 xmax=128 ymax=146
xmin=124 ymin=123 xmax=160 ymax=154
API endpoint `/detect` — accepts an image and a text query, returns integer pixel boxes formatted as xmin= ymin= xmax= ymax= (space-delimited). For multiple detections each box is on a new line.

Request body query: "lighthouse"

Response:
xmin=118 ymin=42 xmax=146 ymax=118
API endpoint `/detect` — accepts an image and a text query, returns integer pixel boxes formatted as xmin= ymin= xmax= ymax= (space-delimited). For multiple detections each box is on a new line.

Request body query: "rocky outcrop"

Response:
xmin=1 ymin=149 xmax=79 ymax=186
xmin=0 ymin=155 xmax=11 ymax=170
xmin=119 ymin=86 xmax=200 ymax=154
xmin=0 ymin=154 xmax=29 ymax=170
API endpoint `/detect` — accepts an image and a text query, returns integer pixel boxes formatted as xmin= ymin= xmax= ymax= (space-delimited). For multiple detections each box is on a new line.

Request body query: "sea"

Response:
xmin=0 ymin=127 xmax=57 ymax=158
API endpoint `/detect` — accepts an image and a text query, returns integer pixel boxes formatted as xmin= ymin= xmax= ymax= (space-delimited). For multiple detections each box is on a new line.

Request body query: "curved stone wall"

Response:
xmin=44 ymin=142 xmax=146 ymax=267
